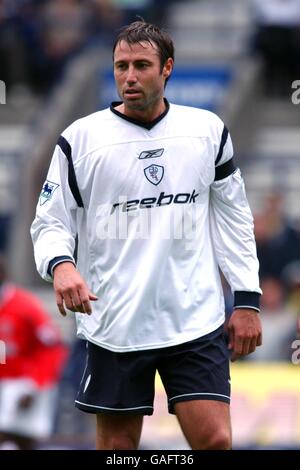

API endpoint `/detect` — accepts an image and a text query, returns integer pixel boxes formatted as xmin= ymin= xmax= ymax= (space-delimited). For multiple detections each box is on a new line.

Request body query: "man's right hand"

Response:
xmin=53 ymin=262 xmax=98 ymax=316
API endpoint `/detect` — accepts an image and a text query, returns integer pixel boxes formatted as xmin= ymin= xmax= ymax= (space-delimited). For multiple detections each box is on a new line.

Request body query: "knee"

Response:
xmin=203 ymin=429 xmax=232 ymax=450
xmin=111 ymin=436 xmax=137 ymax=450
xmin=101 ymin=435 xmax=138 ymax=450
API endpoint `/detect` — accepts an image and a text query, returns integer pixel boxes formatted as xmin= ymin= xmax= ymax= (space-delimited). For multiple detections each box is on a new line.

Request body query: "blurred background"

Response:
xmin=1 ymin=0 xmax=300 ymax=450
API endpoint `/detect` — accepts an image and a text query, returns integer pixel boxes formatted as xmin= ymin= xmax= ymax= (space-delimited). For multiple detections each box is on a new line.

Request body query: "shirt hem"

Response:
xmin=77 ymin=317 xmax=225 ymax=353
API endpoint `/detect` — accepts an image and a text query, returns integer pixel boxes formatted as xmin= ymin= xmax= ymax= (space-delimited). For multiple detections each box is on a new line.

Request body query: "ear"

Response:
xmin=163 ymin=58 xmax=174 ymax=80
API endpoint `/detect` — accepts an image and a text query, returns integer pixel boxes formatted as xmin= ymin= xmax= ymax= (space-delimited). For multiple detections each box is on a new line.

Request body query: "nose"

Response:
xmin=126 ymin=65 xmax=137 ymax=84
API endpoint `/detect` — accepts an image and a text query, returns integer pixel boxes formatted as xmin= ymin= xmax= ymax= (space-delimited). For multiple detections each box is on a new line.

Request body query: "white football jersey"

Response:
xmin=31 ymin=101 xmax=261 ymax=352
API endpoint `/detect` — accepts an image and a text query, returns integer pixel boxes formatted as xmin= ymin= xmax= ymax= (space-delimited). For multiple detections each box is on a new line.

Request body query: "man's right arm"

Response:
xmin=31 ymin=140 xmax=78 ymax=282
xmin=31 ymin=135 xmax=98 ymax=315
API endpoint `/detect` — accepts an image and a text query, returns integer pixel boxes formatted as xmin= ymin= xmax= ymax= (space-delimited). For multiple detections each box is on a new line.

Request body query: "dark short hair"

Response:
xmin=113 ymin=20 xmax=175 ymax=74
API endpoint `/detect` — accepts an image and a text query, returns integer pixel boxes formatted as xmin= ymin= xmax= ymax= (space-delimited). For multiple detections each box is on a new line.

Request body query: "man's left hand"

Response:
xmin=226 ymin=308 xmax=262 ymax=362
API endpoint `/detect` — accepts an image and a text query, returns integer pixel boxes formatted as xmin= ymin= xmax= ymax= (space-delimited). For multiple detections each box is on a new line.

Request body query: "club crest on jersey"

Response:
xmin=138 ymin=148 xmax=164 ymax=159
xmin=39 ymin=180 xmax=59 ymax=205
xmin=144 ymin=164 xmax=164 ymax=186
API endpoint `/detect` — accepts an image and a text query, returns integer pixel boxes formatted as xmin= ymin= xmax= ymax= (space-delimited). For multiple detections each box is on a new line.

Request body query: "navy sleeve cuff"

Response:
xmin=47 ymin=256 xmax=75 ymax=277
xmin=233 ymin=291 xmax=261 ymax=312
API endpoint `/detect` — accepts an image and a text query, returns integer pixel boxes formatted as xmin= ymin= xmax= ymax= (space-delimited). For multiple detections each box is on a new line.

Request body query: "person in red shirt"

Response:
xmin=0 ymin=255 xmax=68 ymax=450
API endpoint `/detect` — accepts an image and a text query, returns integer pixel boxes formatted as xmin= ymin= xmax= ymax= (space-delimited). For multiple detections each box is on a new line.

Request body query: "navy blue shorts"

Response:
xmin=75 ymin=325 xmax=230 ymax=415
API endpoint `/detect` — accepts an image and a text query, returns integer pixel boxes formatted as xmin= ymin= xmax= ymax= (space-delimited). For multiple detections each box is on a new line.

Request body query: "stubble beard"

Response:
xmin=124 ymin=99 xmax=146 ymax=111
xmin=123 ymin=90 xmax=161 ymax=113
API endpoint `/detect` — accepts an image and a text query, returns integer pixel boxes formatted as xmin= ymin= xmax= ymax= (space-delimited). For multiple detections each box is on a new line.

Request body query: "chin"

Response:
xmin=125 ymin=100 xmax=146 ymax=111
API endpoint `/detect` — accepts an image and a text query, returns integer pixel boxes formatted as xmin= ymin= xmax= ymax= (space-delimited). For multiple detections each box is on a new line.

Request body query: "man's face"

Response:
xmin=113 ymin=40 xmax=173 ymax=116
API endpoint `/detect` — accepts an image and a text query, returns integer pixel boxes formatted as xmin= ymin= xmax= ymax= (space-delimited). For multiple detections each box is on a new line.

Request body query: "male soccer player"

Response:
xmin=31 ymin=20 xmax=262 ymax=450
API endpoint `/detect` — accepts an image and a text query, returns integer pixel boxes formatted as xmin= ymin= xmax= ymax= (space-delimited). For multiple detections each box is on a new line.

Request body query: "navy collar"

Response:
xmin=110 ymin=98 xmax=170 ymax=130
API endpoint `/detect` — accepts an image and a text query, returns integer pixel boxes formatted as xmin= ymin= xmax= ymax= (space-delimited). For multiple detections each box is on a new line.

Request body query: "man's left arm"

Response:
xmin=210 ymin=129 xmax=262 ymax=361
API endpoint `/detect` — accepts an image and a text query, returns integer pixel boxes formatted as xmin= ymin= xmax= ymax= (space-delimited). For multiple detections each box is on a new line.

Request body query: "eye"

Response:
xmin=138 ymin=63 xmax=149 ymax=69
xmin=115 ymin=63 xmax=127 ymax=71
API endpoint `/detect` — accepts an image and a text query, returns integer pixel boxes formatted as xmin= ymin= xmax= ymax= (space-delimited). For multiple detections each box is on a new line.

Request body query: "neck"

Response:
xmin=115 ymin=98 xmax=166 ymax=123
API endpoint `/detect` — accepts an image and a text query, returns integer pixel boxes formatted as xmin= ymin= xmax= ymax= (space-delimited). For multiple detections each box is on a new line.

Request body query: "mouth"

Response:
xmin=124 ymin=89 xmax=142 ymax=99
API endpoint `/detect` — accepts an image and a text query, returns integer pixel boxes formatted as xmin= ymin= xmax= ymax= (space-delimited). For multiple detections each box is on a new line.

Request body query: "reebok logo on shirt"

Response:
xmin=111 ymin=190 xmax=199 ymax=214
xmin=138 ymin=148 xmax=164 ymax=159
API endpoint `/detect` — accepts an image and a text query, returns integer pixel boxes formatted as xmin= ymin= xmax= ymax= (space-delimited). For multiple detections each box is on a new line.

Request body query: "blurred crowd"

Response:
xmin=251 ymin=0 xmax=300 ymax=97
xmin=252 ymin=192 xmax=300 ymax=360
xmin=0 ymin=255 xmax=68 ymax=449
xmin=224 ymin=191 xmax=300 ymax=362
xmin=1 ymin=0 xmax=300 ymax=96
xmin=0 ymin=0 xmax=176 ymax=95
